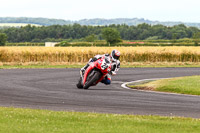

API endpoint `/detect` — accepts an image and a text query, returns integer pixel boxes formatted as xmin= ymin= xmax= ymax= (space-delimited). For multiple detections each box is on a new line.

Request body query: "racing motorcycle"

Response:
xmin=76 ymin=56 xmax=112 ymax=89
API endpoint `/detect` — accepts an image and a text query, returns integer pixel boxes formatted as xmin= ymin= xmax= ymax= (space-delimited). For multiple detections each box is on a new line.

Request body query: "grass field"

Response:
xmin=0 ymin=107 xmax=200 ymax=133
xmin=127 ymin=76 xmax=200 ymax=95
xmin=2 ymin=62 xmax=200 ymax=69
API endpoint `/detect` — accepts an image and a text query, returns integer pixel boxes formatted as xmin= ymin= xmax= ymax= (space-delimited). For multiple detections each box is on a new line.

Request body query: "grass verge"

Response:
xmin=0 ymin=64 xmax=83 ymax=69
xmin=1 ymin=62 xmax=200 ymax=69
xmin=127 ymin=76 xmax=200 ymax=95
xmin=0 ymin=107 xmax=200 ymax=133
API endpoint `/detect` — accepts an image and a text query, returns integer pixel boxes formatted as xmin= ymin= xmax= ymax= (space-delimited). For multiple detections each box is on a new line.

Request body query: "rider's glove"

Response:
xmin=92 ymin=57 xmax=98 ymax=62
xmin=111 ymin=71 xmax=116 ymax=76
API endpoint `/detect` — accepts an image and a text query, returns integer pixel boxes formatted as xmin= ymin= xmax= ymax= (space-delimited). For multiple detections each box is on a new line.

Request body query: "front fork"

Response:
xmin=80 ymin=70 xmax=84 ymax=86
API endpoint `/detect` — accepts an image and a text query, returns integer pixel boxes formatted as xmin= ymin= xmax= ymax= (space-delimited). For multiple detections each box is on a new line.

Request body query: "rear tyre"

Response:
xmin=83 ymin=71 xmax=101 ymax=89
xmin=76 ymin=77 xmax=83 ymax=89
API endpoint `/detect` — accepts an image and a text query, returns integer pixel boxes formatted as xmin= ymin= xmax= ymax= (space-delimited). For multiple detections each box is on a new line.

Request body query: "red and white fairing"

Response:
xmin=83 ymin=56 xmax=112 ymax=86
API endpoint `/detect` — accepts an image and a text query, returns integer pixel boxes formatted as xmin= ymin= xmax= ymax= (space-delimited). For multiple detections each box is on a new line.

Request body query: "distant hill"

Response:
xmin=0 ymin=17 xmax=200 ymax=28
xmin=0 ymin=17 xmax=72 ymax=26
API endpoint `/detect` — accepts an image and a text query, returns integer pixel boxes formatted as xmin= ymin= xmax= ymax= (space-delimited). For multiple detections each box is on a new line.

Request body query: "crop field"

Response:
xmin=1 ymin=47 xmax=200 ymax=65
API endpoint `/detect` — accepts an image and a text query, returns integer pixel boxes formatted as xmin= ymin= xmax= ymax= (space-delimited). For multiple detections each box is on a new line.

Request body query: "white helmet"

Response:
xmin=111 ymin=50 xmax=120 ymax=62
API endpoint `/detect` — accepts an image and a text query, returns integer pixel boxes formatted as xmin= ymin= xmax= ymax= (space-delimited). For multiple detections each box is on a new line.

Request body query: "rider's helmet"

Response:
xmin=111 ymin=50 xmax=120 ymax=62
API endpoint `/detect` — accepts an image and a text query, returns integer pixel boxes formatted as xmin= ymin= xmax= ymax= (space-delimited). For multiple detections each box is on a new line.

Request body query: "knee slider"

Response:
xmin=104 ymin=80 xmax=111 ymax=85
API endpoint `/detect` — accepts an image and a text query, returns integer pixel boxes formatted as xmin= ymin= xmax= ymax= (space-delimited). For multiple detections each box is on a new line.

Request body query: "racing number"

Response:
xmin=101 ymin=62 xmax=108 ymax=69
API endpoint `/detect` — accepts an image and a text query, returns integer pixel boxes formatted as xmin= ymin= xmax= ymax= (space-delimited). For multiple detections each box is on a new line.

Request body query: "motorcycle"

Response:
xmin=76 ymin=56 xmax=112 ymax=89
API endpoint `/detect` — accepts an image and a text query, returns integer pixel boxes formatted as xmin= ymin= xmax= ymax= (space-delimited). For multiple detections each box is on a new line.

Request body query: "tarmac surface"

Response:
xmin=0 ymin=68 xmax=200 ymax=118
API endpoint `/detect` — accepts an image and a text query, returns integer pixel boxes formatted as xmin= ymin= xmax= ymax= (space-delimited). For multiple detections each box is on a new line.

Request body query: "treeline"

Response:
xmin=0 ymin=23 xmax=200 ymax=43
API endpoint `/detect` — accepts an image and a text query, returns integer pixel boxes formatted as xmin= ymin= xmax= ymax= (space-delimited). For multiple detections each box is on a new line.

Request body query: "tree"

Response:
xmin=0 ymin=33 xmax=7 ymax=46
xmin=1 ymin=23 xmax=200 ymax=42
xmin=85 ymin=34 xmax=98 ymax=42
xmin=193 ymin=32 xmax=200 ymax=46
xmin=102 ymin=28 xmax=122 ymax=45
xmin=172 ymin=33 xmax=178 ymax=43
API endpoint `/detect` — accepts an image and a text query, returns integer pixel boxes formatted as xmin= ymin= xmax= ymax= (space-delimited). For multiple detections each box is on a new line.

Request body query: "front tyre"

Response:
xmin=76 ymin=77 xmax=83 ymax=89
xmin=83 ymin=71 xmax=101 ymax=89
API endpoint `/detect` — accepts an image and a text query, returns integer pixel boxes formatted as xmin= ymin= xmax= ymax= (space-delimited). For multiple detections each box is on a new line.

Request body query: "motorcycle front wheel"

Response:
xmin=83 ymin=71 xmax=101 ymax=89
xmin=76 ymin=77 xmax=83 ymax=89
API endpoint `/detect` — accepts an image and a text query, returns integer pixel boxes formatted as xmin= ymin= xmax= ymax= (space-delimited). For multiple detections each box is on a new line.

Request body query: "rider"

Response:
xmin=81 ymin=49 xmax=120 ymax=85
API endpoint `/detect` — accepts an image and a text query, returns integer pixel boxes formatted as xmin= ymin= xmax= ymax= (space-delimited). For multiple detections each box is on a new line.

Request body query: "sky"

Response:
xmin=0 ymin=0 xmax=200 ymax=23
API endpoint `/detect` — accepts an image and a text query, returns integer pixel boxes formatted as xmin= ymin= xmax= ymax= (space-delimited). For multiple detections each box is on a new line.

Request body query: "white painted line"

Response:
xmin=121 ymin=78 xmax=200 ymax=97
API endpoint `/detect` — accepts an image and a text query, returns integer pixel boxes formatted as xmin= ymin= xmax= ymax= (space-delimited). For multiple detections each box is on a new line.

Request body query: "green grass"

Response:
xmin=0 ymin=107 xmax=200 ymax=133
xmin=121 ymin=64 xmax=200 ymax=68
xmin=1 ymin=63 xmax=200 ymax=69
xmin=0 ymin=64 xmax=84 ymax=69
xmin=128 ymin=76 xmax=200 ymax=95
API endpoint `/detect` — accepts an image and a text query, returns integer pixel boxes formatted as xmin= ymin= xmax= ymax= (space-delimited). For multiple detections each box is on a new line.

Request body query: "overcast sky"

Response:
xmin=0 ymin=0 xmax=200 ymax=22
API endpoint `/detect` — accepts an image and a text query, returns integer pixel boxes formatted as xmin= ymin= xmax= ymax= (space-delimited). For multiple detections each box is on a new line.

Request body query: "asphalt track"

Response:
xmin=0 ymin=68 xmax=200 ymax=118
